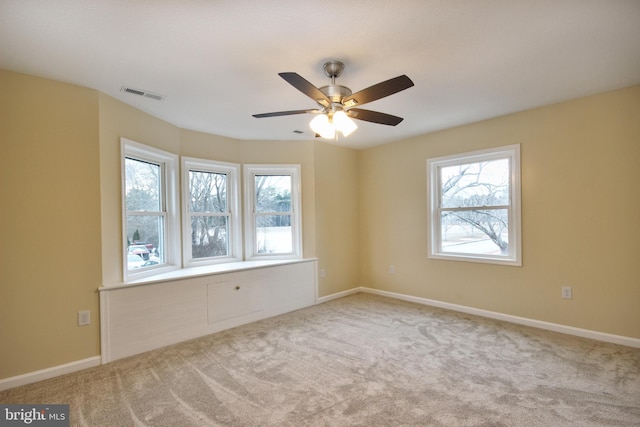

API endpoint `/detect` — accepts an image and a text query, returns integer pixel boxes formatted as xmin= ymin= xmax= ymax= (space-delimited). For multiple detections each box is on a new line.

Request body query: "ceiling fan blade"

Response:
xmin=342 ymin=75 xmax=414 ymax=107
xmin=252 ymin=109 xmax=318 ymax=118
xmin=279 ymin=72 xmax=331 ymax=107
xmin=347 ymin=108 xmax=404 ymax=126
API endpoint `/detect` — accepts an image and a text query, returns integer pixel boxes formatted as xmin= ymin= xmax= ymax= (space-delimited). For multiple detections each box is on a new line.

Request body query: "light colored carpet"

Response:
xmin=2 ymin=293 xmax=639 ymax=426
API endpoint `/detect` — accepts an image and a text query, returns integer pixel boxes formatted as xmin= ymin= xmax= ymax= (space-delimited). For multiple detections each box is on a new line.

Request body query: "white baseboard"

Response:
xmin=317 ymin=287 xmax=362 ymax=304
xmin=323 ymin=286 xmax=640 ymax=349
xmin=5 ymin=286 xmax=637 ymax=391
xmin=0 ymin=356 xmax=101 ymax=392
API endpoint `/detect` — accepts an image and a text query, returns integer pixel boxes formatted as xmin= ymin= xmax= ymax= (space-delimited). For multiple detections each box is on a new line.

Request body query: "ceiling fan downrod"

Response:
xmin=319 ymin=60 xmax=352 ymax=106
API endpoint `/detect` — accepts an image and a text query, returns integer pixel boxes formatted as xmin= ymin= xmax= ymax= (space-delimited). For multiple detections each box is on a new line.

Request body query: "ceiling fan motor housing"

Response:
xmin=320 ymin=61 xmax=352 ymax=112
xmin=319 ymin=84 xmax=352 ymax=105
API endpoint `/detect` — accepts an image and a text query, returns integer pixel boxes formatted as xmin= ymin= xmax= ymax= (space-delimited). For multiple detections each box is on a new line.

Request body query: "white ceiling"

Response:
xmin=2 ymin=0 xmax=639 ymax=149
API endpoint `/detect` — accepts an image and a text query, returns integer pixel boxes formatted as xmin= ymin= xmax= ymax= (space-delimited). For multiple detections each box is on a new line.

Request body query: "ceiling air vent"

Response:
xmin=121 ymin=86 xmax=166 ymax=101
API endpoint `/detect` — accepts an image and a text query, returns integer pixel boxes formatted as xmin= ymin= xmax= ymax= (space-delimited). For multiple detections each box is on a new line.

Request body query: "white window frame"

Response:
xmin=427 ymin=144 xmax=522 ymax=266
xmin=121 ymin=138 xmax=180 ymax=281
xmin=244 ymin=164 xmax=303 ymax=260
xmin=181 ymin=157 xmax=241 ymax=267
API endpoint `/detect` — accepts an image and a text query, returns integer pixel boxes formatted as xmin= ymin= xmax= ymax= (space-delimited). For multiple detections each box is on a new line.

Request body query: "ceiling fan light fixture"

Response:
xmin=333 ymin=110 xmax=358 ymax=137
xmin=310 ymin=114 xmax=335 ymax=139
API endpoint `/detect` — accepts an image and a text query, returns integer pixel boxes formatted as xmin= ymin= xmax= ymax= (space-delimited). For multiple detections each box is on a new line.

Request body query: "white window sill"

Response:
xmin=428 ymin=253 xmax=521 ymax=266
xmin=100 ymin=258 xmax=318 ymax=292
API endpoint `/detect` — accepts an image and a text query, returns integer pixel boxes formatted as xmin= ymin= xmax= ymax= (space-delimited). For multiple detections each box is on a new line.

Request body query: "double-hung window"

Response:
xmin=427 ymin=144 xmax=521 ymax=266
xmin=182 ymin=157 xmax=241 ymax=266
xmin=244 ymin=165 xmax=302 ymax=260
xmin=122 ymin=138 xmax=179 ymax=280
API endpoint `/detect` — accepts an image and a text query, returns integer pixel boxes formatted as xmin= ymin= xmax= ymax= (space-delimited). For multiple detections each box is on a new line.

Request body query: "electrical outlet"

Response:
xmin=389 ymin=265 xmax=395 ymax=274
xmin=78 ymin=310 xmax=91 ymax=326
xmin=561 ymin=286 xmax=572 ymax=299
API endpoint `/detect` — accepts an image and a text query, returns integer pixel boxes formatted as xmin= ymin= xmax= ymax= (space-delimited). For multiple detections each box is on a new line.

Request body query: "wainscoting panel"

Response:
xmin=207 ymin=273 xmax=265 ymax=324
xmin=100 ymin=259 xmax=318 ymax=363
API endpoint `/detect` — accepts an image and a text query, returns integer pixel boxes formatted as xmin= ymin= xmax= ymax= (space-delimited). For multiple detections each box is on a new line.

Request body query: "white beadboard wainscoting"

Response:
xmin=99 ymin=259 xmax=318 ymax=363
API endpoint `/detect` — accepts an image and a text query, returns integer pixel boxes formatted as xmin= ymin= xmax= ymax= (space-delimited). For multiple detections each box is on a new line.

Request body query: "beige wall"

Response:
xmin=0 ymin=70 xmax=102 ymax=378
xmin=98 ymin=101 xmax=321 ymax=285
xmin=179 ymin=128 xmax=241 ymax=162
xmin=239 ymin=139 xmax=318 ymax=260
xmin=0 ymin=73 xmax=349 ymax=380
xmin=98 ymin=93 xmax=181 ymax=286
xmin=358 ymin=85 xmax=640 ymax=339
xmin=2 ymin=67 xmax=637 ymax=381
xmin=314 ymin=142 xmax=360 ymax=296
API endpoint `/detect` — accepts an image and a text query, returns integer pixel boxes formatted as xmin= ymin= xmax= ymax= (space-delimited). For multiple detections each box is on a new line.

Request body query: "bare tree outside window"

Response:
xmin=440 ymin=159 xmax=510 ymax=255
xmin=189 ymin=170 xmax=229 ymax=258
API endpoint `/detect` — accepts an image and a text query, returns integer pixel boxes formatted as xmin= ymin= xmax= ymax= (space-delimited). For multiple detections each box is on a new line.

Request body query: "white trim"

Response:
xmin=243 ymin=164 xmax=303 ymax=260
xmin=317 ymin=287 xmax=362 ymax=304
xmin=5 ymin=285 xmax=638 ymax=391
xmin=319 ymin=287 xmax=640 ymax=349
xmin=0 ymin=356 xmax=101 ymax=392
xmin=427 ymin=144 xmax=522 ymax=266
xmin=100 ymin=258 xmax=319 ymax=290
xmin=121 ymin=138 xmax=180 ymax=282
xmin=100 ymin=289 xmax=111 ymax=363
xmin=181 ymin=157 xmax=242 ymax=267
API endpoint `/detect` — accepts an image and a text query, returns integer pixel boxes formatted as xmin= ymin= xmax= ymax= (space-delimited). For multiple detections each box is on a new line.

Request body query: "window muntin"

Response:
xmin=427 ymin=145 xmax=521 ymax=266
xmin=182 ymin=158 xmax=241 ymax=266
xmin=245 ymin=165 xmax=302 ymax=260
xmin=122 ymin=139 xmax=179 ymax=281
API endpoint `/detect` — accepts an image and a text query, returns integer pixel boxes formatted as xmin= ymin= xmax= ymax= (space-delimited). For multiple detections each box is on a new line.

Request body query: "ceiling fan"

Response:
xmin=252 ymin=61 xmax=414 ymax=139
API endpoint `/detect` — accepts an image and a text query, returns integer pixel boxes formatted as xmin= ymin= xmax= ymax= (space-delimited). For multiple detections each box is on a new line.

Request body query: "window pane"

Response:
xmin=255 ymin=175 xmax=292 ymax=213
xmin=189 ymin=170 xmax=227 ymax=213
xmin=441 ymin=209 xmax=509 ymax=255
xmin=441 ymin=159 xmax=509 ymax=208
xmin=125 ymin=158 xmax=161 ymax=212
xmin=256 ymin=215 xmax=292 ymax=254
xmin=191 ymin=215 xmax=229 ymax=258
xmin=126 ymin=215 xmax=164 ymax=269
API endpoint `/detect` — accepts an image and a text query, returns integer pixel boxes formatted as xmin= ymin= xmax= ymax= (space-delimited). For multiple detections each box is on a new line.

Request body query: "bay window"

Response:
xmin=121 ymin=139 xmax=302 ymax=283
